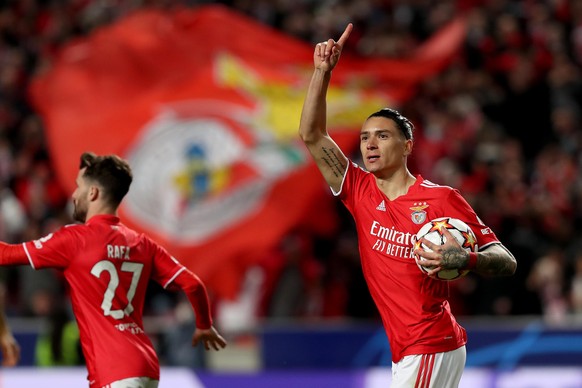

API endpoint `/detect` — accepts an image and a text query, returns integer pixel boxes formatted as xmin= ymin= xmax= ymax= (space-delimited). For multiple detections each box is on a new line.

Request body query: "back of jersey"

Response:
xmin=24 ymin=214 xmax=183 ymax=386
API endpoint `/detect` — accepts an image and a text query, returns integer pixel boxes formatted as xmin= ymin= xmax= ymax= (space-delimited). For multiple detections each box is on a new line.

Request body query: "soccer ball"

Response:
xmin=414 ymin=217 xmax=478 ymax=281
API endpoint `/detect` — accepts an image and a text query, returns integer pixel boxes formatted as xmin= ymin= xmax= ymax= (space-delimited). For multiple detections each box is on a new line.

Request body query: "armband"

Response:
xmin=466 ymin=252 xmax=478 ymax=270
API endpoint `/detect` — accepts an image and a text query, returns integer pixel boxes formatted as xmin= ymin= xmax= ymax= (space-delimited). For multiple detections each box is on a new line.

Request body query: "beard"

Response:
xmin=72 ymin=200 xmax=87 ymax=223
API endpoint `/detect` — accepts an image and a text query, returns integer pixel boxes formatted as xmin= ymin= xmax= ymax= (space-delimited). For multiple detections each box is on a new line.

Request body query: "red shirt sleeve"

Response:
xmin=148 ymin=238 xmax=213 ymax=329
xmin=22 ymin=226 xmax=78 ymax=269
xmin=0 ymin=242 xmax=30 ymax=266
xmin=442 ymin=189 xmax=500 ymax=250
xmin=337 ymin=160 xmax=369 ymax=214
xmin=149 ymin=240 xmax=185 ymax=287
xmin=170 ymin=269 xmax=212 ymax=330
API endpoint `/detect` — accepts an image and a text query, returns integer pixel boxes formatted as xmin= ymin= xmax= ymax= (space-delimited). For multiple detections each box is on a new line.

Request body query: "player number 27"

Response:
xmin=91 ymin=260 xmax=144 ymax=319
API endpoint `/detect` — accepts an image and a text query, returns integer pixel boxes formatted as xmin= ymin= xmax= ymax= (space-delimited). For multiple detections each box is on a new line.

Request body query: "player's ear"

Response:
xmin=88 ymin=186 xmax=99 ymax=201
xmin=404 ymin=139 xmax=413 ymax=156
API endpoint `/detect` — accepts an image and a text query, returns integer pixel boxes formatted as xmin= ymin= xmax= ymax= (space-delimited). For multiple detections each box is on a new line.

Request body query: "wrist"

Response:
xmin=314 ymin=67 xmax=332 ymax=77
xmin=196 ymin=322 xmax=212 ymax=331
xmin=466 ymin=252 xmax=478 ymax=270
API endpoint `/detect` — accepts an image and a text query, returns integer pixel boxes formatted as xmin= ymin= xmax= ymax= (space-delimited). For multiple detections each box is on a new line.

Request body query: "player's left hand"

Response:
xmin=0 ymin=330 xmax=20 ymax=366
xmin=414 ymin=227 xmax=469 ymax=277
xmin=192 ymin=326 xmax=227 ymax=351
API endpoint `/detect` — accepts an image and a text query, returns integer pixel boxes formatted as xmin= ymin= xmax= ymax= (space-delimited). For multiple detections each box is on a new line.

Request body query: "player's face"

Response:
xmin=360 ymin=116 xmax=412 ymax=175
xmin=72 ymin=168 xmax=89 ymax=223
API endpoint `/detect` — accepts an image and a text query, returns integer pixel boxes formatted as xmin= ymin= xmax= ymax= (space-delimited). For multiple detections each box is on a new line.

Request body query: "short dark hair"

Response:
xmin=367 ymin=108 xmax=414 ymax=140
xmin=79 ymin=152 xmax=133 ymax=207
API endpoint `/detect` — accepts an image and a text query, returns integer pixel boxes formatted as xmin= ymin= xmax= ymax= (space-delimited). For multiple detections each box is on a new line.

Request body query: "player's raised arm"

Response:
xmin=299 ymin=23 xmax=353 ymax=193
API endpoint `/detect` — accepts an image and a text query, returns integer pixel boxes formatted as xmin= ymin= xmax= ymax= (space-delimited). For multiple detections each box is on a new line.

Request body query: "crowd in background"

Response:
xmin=0 ymin=0 xmax=581 ymax=365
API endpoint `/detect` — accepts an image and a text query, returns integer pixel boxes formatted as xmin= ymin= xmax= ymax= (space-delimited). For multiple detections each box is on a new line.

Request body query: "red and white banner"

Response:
xmin=30 ymin=5 xmax=466 ymax=299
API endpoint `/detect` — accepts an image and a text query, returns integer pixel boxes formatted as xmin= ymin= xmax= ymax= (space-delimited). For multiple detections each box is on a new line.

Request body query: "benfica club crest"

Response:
xmin=410 ymin=202 xmax=429 ymax=224
xmin=123 ymin=103 xmax=304 ymax=243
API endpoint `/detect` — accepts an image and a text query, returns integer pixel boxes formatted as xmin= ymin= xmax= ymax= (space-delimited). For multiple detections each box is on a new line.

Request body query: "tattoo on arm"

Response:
xmin=441 ymin=247 xmax=468 ymax=269
xmin=321 ymin=147 xmax=346 ymax=178
xmin=474 ymin=245 xmax=517 ymax=276
xmin=441 ymin=244 xmax=516 ymax=277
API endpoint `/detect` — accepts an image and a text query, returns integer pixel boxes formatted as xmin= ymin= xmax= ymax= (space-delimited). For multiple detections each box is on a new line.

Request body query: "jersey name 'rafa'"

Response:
xmin=107 ymin=244 xmax=131 ymax=260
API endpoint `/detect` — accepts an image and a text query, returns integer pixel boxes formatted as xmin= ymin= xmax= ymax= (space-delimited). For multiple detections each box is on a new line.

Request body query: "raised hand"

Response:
xmin=313 ymin=23 xmax=353 ymax=72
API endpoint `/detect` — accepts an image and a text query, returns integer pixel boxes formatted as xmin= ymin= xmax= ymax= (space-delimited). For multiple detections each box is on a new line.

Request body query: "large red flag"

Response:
xmin=30 ymin=5 xmax=466 ymax=299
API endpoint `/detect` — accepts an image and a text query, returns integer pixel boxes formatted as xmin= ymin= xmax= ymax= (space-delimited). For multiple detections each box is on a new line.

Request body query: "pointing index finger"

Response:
xmin=337 ymin=23 xmax=353 ymax=47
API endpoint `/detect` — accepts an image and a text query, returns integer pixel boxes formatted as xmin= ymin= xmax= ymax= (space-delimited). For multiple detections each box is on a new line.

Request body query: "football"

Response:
xmin=414 ymin=217 xmax=478 ymax=281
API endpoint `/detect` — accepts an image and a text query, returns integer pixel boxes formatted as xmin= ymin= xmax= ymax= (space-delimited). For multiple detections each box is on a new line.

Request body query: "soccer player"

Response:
xmin=0 ymin=152 xmax=226 ymax=388
xmin=299 ymin=24 xmax=517 ymax=388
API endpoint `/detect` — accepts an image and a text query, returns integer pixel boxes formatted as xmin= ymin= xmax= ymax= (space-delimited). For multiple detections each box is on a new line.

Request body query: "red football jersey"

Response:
xmin=337 ymin=161 xmax=500 ymax=362
xmin=22 ymin=215 xmax=186 ymax=387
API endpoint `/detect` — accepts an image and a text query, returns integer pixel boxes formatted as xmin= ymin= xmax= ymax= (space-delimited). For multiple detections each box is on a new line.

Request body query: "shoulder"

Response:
xmin=417 ymin=178 xmax=457 ymax=195
xmin=346 ymin=160 xmax=371 ymax=181
xmin=337 ymin=160 xmax=374 ymax=197
xmin=63 ymin=223 xmax=85 ymax=230
xmin=63 ymin=222 xmax=109 ymax=240
xmin=349 ymin=160 xmax=367 ymax=172
xmin=138 ymin=233 xmax=168 ymax=254
xmin=28 ymin=223 xmax=84 ymax=251
xmin=52 ymin=223 xmax=86 ymax=237
xmin=137 ymin=232 xmax=155 ymax=246
xmin=418 ymin=178 xmax=453 ymax=190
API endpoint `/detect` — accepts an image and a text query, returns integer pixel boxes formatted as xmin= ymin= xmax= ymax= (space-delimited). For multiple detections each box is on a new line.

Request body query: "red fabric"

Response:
xmin=29 ymin=5 xmax=467 ymax=300
xmin=0 ymin=242 xmax=29 ymax=266
xmin=23 ymin=215 xmax=192 ymax=386
xmin=338 ymin=162 xmax=499 ymax=362
xmin=169 ymin=269 xmax=212 ymax=329
xmin=467 ymin=252 xmax=479 ymax=270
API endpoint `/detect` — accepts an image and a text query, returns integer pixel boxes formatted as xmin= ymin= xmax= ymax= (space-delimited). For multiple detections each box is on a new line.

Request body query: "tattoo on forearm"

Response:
xmin=476 ymin=249 xmax=516 ymax=276
xmin=441 ymin=247 xmax=468 ymax=269
xmin=441 ymin=244 xmax=516 ymax=276
xmin=321 ymin=147 xmax=346 ymax=177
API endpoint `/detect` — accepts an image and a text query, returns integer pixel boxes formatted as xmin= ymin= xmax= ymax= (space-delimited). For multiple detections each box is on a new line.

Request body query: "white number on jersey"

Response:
xmin=91 ymin=260 xmax=144 ymax=319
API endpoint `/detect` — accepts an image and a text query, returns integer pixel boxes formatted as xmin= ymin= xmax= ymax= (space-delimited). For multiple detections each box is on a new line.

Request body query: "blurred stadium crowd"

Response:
xmin=0 ymin=0 xmax=582 ymax=364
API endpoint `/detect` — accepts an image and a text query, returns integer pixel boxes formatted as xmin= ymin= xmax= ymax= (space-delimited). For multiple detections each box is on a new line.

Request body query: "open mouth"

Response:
xmin=367 ymin=155 xmax=380 ymax=162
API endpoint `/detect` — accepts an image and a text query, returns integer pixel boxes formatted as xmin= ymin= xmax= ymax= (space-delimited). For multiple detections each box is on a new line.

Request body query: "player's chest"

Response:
xmin=358 ymin=191 xmax=439 ymax=230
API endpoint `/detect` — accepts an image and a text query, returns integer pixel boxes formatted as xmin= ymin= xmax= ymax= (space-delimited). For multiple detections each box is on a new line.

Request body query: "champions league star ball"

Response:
xmin=414 ymin=217 xmax=478 ymax=281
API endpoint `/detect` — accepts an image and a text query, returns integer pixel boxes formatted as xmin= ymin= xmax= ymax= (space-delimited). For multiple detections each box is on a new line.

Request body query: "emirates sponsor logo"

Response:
xmin=369 ymin=221 xmax=415 ymax=258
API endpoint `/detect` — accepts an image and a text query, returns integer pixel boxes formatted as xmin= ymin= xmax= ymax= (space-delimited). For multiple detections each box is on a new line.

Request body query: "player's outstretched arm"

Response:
xmin=0 ymin=242 xmax=31 ymax=266
xmin=299 ymin=24 xmax=352 ymax=193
